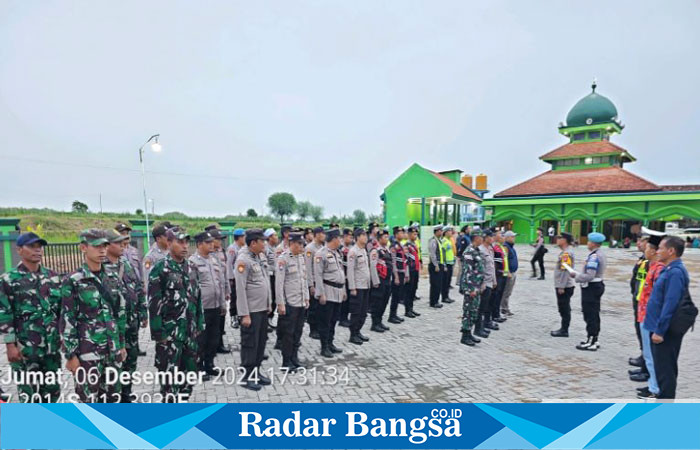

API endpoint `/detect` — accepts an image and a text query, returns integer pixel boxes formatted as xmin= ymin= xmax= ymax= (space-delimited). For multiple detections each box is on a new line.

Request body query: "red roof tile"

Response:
xmin=430 ymin=171 xmax=482 ymax=202
xmin=540 ymin=141 xmax=632 ymax=160
xmin=494 ymin=166 xmax=660 ymax=197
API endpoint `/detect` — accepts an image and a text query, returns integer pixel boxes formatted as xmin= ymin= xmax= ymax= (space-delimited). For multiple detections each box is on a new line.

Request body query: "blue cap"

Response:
xmin=233 ymin=228 xmax=245 ymax=237
xmin=16 ymin=232 xmax=48 ymax=247
xmin=588 ymin=232 xmax=606 ymax=244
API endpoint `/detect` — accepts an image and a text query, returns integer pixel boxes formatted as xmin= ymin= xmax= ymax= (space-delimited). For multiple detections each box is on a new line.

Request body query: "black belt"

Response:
xmin=323 ymin=280 xmax=344 ymax=289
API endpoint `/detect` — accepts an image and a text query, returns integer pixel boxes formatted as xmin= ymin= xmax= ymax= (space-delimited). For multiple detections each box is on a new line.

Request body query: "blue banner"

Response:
xmin=2 ymin=402 xmax=699 ymax=449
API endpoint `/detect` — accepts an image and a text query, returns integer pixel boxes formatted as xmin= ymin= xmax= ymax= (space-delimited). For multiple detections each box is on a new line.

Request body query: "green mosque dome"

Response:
xmin=565 ymin=81 xmax=618 ymax=127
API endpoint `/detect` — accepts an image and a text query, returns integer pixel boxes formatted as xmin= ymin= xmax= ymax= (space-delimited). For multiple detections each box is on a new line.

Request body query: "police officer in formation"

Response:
xmin=226 ymin=228 xmax=246 ymax=329
xmin=143 ymin=223 xmax=171 ymax=281
xmin=388 ymin=226 xmax=409 ymax=324
xmin=304 ymin=227 xmax=325 ymax=340
xmin=551 ymin=232 xmax=575 ymax=338
xmin=205 ymin=226 xmax=232 ymax=354
xmin=313 ymin=228 xmax=346 ymax=357
xmin=338 ymin=228 xmax=354 ymax=327
xmin=573 ymin=232 xmax=607 ymax=351
xmin=428 ymin=225 xmax=446 ymax=308
xmin=347 ymin=228 xmax=371 ymax=344
xmin=368 ymin=229 xmax=393 ymax=332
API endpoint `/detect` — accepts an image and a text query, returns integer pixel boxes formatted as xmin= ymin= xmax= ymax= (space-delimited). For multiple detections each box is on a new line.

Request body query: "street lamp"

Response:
xmin=139 ymin=134 xmax=161 ymax=249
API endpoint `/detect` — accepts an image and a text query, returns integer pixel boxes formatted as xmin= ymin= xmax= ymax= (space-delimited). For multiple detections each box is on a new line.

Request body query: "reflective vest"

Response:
xmin=441 ymin=237 xmax=455 ymax=264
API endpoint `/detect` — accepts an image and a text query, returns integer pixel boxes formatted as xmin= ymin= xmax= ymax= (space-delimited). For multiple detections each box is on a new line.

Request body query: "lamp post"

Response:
xmin=139 ymin=134 xmax=162 ymax=250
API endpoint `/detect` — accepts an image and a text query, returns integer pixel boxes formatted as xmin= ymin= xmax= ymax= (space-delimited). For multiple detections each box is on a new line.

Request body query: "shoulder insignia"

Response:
xmin=144 ymin=259 xmax=152 ymax=269
xmin=306 ymin=251 xmax=312 ymax=257
xmin=315 ymin=256 xmax=321 ymax=262
xmin=237 ymin=262 xmax=246 ymax=273
xmin=278 ymin=260 xmax=286 ymax=270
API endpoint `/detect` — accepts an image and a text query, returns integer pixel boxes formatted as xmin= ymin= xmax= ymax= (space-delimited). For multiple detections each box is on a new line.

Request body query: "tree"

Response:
xmin=267 ymin=192 xmax=297 ymax=221
xmin=71 ymin=200 xmax=88 ymax=213
xmin=246 ymin=208 xmax=258 ymax=218
xmin=135 ymin=208 xmax=143 ymax=215
xmin=352 ymin=209 xmax=367 ymax=224
xmin=310 ymin=205 xmax=324 ymax=222
xmin=296 ymin=201 xmax=313 ymax=221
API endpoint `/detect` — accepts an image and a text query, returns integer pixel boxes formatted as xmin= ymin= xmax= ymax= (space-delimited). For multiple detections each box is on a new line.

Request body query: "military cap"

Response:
xmin=16 ymin=232 xmax=47 ymax=247
xmin=587 ymin=232 xmax=606 ymax=244
xmin=343 ymin=228 xmax=353 ymax=236
xmin=166 ymin=228 xmax=190 ymax=241
xmin=152 ymin=224 xmax=168 ymax=238
xmin=115 ymin=223 xmax=132 ymax=233
xmin=204 ymin=224 xmax=219 ymax=232
xmin=194 ymin=231 xmax=214 ymax=244
xmin=80 ymin=229 xmax=108 ymax=246
xmin=313 ymin=226 xmax=325 ymax=235
xmin=263 ymin=228 xmax=277 ymax=239
xmin=326 ymin=228 xmax=341 ymax=241
xmin=105 ymin=229 xmax=128 ymax=244
xmin=354 ymin=227 xmax=367 ymax=238
xmin=647 ymin=234 xmax=666 ymax=247
xmin=556 ymin=232 xmax=574 ymax=244
xmin=245 ymin=228 xmax=265 ymax=241
xmin=208 ymin=228 xmax=225 ymax=239
xmin=233 ymin=228 xmax=245 ymax=237
xmin=470 ymin=229 xmax=484 ymax=238
xmin=433 ymin=225 xmax=443 ymax=233
xmin=289 ymin=232 xmax=304 ymax=243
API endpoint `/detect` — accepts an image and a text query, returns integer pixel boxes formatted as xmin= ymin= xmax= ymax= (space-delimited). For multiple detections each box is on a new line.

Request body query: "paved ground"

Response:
xmin=1 ymin=244 xmax=698 ymax=403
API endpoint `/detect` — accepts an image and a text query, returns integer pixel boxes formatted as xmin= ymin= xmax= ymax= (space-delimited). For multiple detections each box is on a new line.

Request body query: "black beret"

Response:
xmin=245 ymin=228 xmax=265 ymax=240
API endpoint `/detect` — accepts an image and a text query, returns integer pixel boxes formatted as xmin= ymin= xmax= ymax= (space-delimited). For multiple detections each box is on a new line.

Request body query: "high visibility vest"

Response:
xmin=442 ymin=237 xmax=455 ymax=264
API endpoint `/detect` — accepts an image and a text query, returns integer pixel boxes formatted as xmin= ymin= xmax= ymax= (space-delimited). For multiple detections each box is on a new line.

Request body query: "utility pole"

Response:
xmin=99 ymin=193 xmax=102 ymax=214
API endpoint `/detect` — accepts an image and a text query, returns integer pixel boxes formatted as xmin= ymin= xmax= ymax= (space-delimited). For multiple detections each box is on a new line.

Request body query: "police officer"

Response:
xmin=226 ymin=228 xmax=246 ymax=329
xmin=347 ymin=228 xmax=371 ymax=344
xmin=428 ymin=225 xmax=445 ymax=308
xmin=143 ymin=224 xmax=170 ymax=282
xmin=115 ymin=223 xmax=142 ymax=281
xmin=275 ymin=232 xmax=309 ymax=372
xmin=388 ymin=226 xmax=410 ymax=324
xmin=205 ymin=227 xmax=232 ymax=354
xmin=305 ymin=227 xmax=325 ymax=340
xmin=403 ymin=226 xmax=421 ymax=317
xmin=459 ymin=230 xmax=485 ymax=346
xmin=0 ymin=232 xmax=62 ymax=402
xmin=573 ymin=232 xmax=607 ymax=351
xmin=60 ymin=229 xmax=126 ymax=403
xmin=188 ymin=232 xmax=222 ymax=378
xmin=263 ymin=228 xmax=279 ymax=333
xmin=476 ymin=229 xmax=496 ymax=338
xmin=551 ymin=232 xmax=575 ymax=337
xmin=441 ymin=226 xmax=456 ymax=302
xmin=338 ymin=228 xmax=354 ymax=327
xmin=629 ymin=236 xmax=649 ymax=368
xmin=314 ymin=228 xmax=346 ymax=358
xmin=368 ymin=230 xmax=392 ymax=332
xmin=234 ymin=229 xmax=272 ymax=391
xmin=104 ymin=230 xmax=147 ymax=402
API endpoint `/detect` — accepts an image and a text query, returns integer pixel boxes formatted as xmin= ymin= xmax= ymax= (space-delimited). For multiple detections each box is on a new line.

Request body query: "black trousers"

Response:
xmin=555 ymin=287 xmax=574 ymax=330
xmin=340 ymin=287 xmax=350 ymax=321
xmin=200 ymin=308 xmax=221 ymax=365
xmin=441 ymin=264 xmax=454 ymax=300
xmin=428 ymin=263 xmax=443 ymax=306
xmin=581 ymin=282 xmax=604 ymax=337
xmin=307 ymin=290 xmax=319 ymax=332
xmin=632 ymin=296 xmax=642 ymax=351
xmin=652 ymin=329 xmax=686 ymax=399
xmin=490 ymin=275 xmax=506 ymax=319
xmin=317 ymin=301 xmax=341 ymax=346
xmin=478 ymin=286 xmax=493 ymax=315
xmin=278 ymin=305 xmax=305 ymax=361
xmin=405 ymin=270 xmax=418 ymax=313
xmin=370 ymin=282 xmax=391 ymax=323
xmin=268 ymin=275 xmax=276 ymax=319
xmin=349 ymin=288 xmax=370 ymax=333
xmin=239 ymin=311 xmax=268 ymax=379
xmin=531 ymin=247 xmax=545 ymax=277
xmin=390 ymin=272 xmax=406 ymax=316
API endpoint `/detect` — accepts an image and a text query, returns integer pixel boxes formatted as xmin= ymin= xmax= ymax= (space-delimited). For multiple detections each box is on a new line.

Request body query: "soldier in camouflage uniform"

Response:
xmin=459 ymin=230 xmax=485 ymax=347
xmin=148 ymin=228 xmax=204 ymax=401
xmin=104 ymin=230 xmax=147 ymax=402
xmin=59 ymin=229 xmax=127 ymax=403
xmin=0 ymin=232 xmax=62 ymax=402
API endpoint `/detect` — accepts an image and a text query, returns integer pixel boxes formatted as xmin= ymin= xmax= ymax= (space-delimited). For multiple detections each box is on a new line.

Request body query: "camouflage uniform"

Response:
xmin=0 ymin=263 xmax=62 ymax=402
xmin=104 ymin=257 xmax=147 ymax=397
xmin=59 ymin=264 xmax=126 ymax=402
xmin=148 ymin=254 xmax=203 ymax=399
xmin=459 ymin=246 xmax=485 ymax=333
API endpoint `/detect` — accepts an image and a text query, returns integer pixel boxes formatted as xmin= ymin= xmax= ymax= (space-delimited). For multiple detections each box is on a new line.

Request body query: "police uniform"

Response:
xmin=206 ymin=228 xmax=232 ymax=353
xmin=275 ymin=233 xmax=309 ymax=370
xmin=143 ymin=237 xmax=169 ymax=286
xmin=574 ymin=232 xmax=607 ymax=350
xmin=368 ymin=231 xmax=393 ymax=332
xmin=403 ymin=228 xmax=421 ymax=316
xmin=226 ymin=229 xmax=246 ymax=324
xmin=338 ymin=228 xmax=354 ymax=326
xmin=188 ymin=232 xmax=223 ymax=375
xmin=476 ymin=231 xmax=497 ymax=335
xmin=388 ymin=228 xmax=410 ymax=323
xmin=551 ymin=233 xmax=575 ymax=337
xmin=234 ymin=230 xmax=272 ymax=388
xmin=314 ymin=229 xmax=346 ymax=357
xmin=347 ymin=230 xmax=371 ymax=343
xmin=440 ymin=227 xmax=456 ymax=302
xmin=428 ymin=226 xmax=445 ymax=307
xmin=304 ymin=229 xmax=324 ymax=338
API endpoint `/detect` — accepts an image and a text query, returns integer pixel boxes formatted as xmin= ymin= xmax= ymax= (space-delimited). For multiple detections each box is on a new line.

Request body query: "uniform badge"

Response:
xmin=278 ymin=261 xmax=285 ymax=270
xmin=306 ymin=251 xmax=312 ymax=257
xmin=237 ymin=263 xmax=246 ymax=273
xmin=315 ymin=256 xmax=321 ymax=262
xmin=145 ymin=260 xmax=151 ymax=269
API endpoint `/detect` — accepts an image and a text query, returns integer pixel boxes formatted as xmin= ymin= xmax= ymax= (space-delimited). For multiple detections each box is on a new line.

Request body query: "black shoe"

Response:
xmin=442 ymin=298 xmax=455 ymax=304
xmin=637 ymin=390 xmax=658 ymax=399
xmin=358 ymin=332 xmax=369 ymax=342
xmin=349 ymin=334 xmax=364 ymax=345
xmin=138 ymin=350 xmax=147 ymax=357
xmin=550 ymin=329 xmax=569 ymax=337
xmin=339 ymin=319 xmax=351 ymax=328
xmin=630 ymin=372 xmax=650 ymax=382
xmin=201 ymin=372 xmax=211 ymax=382
xmin=370 ymin=324 xmax=385 ymax=333
xmin=405 ymin=311 xmax=418 ymax=318
xmin=257 ymin=374 xmax=272 ymax=386
xmin=411 ymin=310 xmax=421 ymax=316
xmin=329 ymin=343 xmax=343 ymax=353
xmin=321 ymin=347 xmax=334 ymax=358
xmin=628 ymin=368 xmax=644 ymax=376
xmin=537 ymin=276 xmax=545 ymax=280
xmin=430 ymin=303 xmax=443 ymax=309
xmin=637 ymin=386 xmax=650 ymax=394
xmin=475 ymin=329 xmax=490 ymax=338
xmin=231 ymin=317 xmax=240 ymax=329
xmin=310 ymin=330 xmax=321 ymax=340
xmin=460 ymin=333 xmax=475 ymax=346
xmin=206 ymin=365 xmax=222 ymax=376
xmin=217 ymin=345 xmax=232 ymax=354
xmin=628 ymin=355 xmax=644 ymax=367
xmin=471 ymin=334 xmax=481 ymax=343
xmin=380 ymin=323 xmax=390 ymax=331
xmin=414 ymin=295 xmax=421 ymax=300
xmin=281 ymin=363 xmax=298 ymax=373
xmin=388 ymin=316 xmax=402 ymax=324
xmin=274 ymin=341 xmax=281 ymax=350
xmin=485 ymin=321 xmax=499 ymax=330
xmin=262 ymin=354 xmax=269 ymax=360
xmin=242 ymin=380 xmax=262 ymax=391
xmin=493 ymin=317 xmax=507 ymax=323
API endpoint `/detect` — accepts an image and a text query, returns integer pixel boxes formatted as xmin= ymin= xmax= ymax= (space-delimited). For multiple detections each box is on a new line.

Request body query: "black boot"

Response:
xmin=460 ymin=331 xmax=476 ymax=346
xmin=576 ymin=336 xmax=593 ymax=350
xmin=349 ymin=333 xmax=364 ymax=345
xmin=329 ymin=342 xmax=343 ymax=353
xmin=550 ymin=328 xmax=569 ymax=337
xmin=380 ymin=322 xmax=390 ymax=331
xmin=321 ymin=344 xmax=334 ymax=358
xmin=357 ymin=332 xmax=370 ymax=342
xmin=370 ymin=321 xmax=385 ymax=332
xmin=310 ymin=329 xmax=321 ymax=340
xmin=282 ymin=358 xmax=297 ymax=372
xmin=470 ymin=331 xmax=481 ymax=343
xmin=388 ymin=315 xmax=402 ymax=324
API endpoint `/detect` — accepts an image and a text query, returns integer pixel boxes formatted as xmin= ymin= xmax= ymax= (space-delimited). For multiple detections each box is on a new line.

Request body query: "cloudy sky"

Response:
xmin=1 ymin=1 xmax=699 ymax=217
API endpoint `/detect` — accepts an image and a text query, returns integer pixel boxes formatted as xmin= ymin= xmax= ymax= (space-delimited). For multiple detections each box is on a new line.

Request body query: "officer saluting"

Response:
xmin=314 ymin=228 xmax=346 ymax=358
xmin=275 ymin=232 xmax=309 ymax=372
xmin=234 ymin=229 xmax=272 ymax=391
xmin=572 ymin=232 xmax=607 ymax=351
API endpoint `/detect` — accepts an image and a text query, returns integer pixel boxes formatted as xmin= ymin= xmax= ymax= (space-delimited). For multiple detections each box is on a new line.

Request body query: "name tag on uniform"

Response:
xmin=253 ymin=265 xmax=261 ymax=273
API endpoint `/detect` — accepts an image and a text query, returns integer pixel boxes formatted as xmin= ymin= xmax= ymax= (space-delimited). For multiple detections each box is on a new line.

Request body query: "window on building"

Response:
xmin=592 ymin=157 xmax=602 ymax=164
xmin=588 ymin=131 xmax=601 ymax=140
xmin=573 ymin=132 xmax=585 ymax=141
